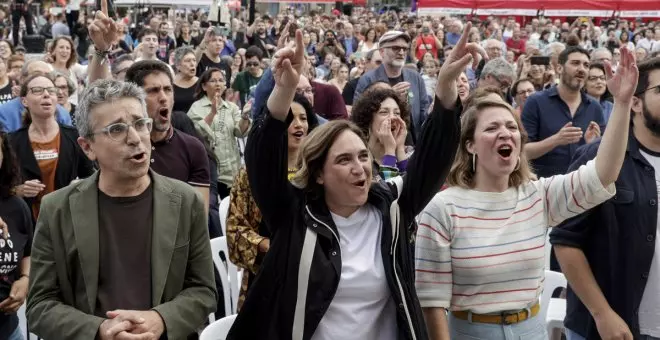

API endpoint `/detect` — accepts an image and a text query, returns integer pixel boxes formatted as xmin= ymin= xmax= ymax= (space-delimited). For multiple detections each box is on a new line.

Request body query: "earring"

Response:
xmin=471 ymin=153 xmax=476 ymax=172
xmin=514 ymin=156 xmax=521 ymax=171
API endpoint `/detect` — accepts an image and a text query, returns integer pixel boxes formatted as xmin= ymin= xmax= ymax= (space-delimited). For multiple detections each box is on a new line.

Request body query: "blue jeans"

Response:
xmin=8 ymin=326 xmax=24 ymax=340
xmin=567 ymin=328 xmax=660 ymax=340
xmin=449 ymin=312 xmax=547 ymax=340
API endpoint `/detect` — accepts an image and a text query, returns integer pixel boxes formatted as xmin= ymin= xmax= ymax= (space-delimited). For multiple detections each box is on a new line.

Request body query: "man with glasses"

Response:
xmin=232 ymin=46 xmax=264 ymax=107
xmin=26 ymin=79 xmax=217 ymax=340
xmin=354 ymin=30 xmax=429 ymax=145
xmin=551 ymin=57 xmax=660 ymax=340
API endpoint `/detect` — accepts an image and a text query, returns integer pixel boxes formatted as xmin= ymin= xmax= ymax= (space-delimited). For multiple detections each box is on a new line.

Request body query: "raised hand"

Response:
xmin=606 ymin=47 xmax=638 ymax=103
xmin=376 ymin=118 xmax=396 ymax=154
xmin=553 ymin=122 xmax=583 ymax=146
xmin=271 ymin=29 xmax=305 ymax=89
xmin=584 ymin=121 xmax=601 ymax=144
xmin=436 ymin=21 xmax=488 ymax=110
xmin=88 ymin=0 xmax=118 ymax=52
xmin=392 ymin=116 xmax=407 ymax=148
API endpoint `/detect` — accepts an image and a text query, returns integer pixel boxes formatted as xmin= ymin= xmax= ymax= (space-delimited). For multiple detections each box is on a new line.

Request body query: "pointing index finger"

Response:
xmin=100 ymin=0 xmax=108 ymax=16
xmin=456 ymin=21 xmax=472 ymax=51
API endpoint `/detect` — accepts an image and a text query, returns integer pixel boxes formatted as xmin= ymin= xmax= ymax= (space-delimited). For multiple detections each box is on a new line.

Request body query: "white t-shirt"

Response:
xmin=311 ymin=204 xmax=398 ymax=340
xmin=638 ymin=149 xmax=660 ymax=337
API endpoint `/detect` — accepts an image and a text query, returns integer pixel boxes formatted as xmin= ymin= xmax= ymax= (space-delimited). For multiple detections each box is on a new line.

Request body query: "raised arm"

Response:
xmin=594 ymin=47 xmax=637 ymax=186
xmin=86 ymin=0 xmax=116 ymax=83
xmin=399 ymin=22 xmax=487 ymax=218
xmin=540 ymin=48 xmax=637 ymax=227
xmin=245 ymin=30 xmax=305 ymax=229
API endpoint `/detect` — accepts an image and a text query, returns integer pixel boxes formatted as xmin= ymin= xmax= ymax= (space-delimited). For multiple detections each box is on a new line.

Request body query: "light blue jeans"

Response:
xmin=449 ymin=312 xmax=547 ymax=340
xmin=566 ymin=328 xmax=660 ymax=340
xmin=8 ymin=326 xmax=24 ymax=340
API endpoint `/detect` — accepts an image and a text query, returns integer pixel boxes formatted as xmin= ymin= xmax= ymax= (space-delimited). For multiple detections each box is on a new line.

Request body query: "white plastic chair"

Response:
xmin=211 ymin=237 xmax=241 ymax=315
xmin=210 ymin=237 xmax=232 ymax=323
xmin=17 ymin=304 xmax=41 ymax=340
xmin=200 ymin=314 xmax=237 ymax=340
xmin=541 ymin=270 xmax=567 ymax=337
xmin=219 ymin=196 xmax=230 ymax=236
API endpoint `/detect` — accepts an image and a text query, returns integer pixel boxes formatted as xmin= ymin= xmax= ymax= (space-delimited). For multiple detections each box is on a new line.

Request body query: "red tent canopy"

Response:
xmin=417 ymin=0 xmax=660 ymax=16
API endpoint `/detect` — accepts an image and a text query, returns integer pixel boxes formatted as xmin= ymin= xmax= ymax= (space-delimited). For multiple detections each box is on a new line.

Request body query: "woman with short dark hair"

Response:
xmin=227 ymin=24 xmax=477 ymax=339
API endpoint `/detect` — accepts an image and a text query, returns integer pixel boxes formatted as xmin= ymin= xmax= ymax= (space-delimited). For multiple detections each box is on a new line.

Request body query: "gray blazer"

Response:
xmin=26 ymin=171 xmax=217 ymax=340
xmin=354 ymin=64 xmax=431 ymax=143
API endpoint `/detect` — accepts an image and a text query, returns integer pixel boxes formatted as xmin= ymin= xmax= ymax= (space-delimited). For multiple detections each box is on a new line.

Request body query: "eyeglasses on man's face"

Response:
xmin=89 ymin=117 xmax=154 ymax=142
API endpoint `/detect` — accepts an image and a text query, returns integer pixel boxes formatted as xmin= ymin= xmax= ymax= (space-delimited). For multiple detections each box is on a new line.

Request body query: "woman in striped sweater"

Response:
xmin=416 ymin=48 xmax=639 ymax=339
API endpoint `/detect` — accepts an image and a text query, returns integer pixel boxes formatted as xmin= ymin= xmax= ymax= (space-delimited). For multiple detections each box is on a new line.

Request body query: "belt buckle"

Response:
xmin=501 ymin=311 xmax=520 ymax=325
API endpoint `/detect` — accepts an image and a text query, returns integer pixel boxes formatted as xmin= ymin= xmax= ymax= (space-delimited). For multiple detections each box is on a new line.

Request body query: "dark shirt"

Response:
xmin=247 ymin=33 xmax=276 ymax=58
xmin=388 ymin=74 xmax=404 ymax=86
xmin=550 ymin=133 xmax=658 ymax=339
xmin=232 ymin=70 xmax=262 ymax=107
xmin=157 ymin=35 xmax=175 ymax=63
xmin=0 ymin=196 xmax=33 ymax=335
xmin=150 ymin=127 xmax=210 ymax=188
xmin=176 ymin=35 xmax=195 ymax=48
xmin=342 ymin=77 xmax=359 ymax=106
xmin=196 ymin=54 xmax=232 ymax=88
xmin=173 ymin=83 xmax=197 ymax=113
xmin=521 ymin=86 xmax=605 ymax=178
xmin=0 ymin=82 xmax=13 ymax=106
xmin=311 ymin=80 xmax=348 ymax=120
xmin=95 ymin=183 xmax=153 ymax=316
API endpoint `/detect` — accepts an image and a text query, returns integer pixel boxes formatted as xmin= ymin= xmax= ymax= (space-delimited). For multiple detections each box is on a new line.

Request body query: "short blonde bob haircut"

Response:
xmin=446 ymin=98 xmax=537 ymax=189
xmin=291 ymin=120 xmax=368 ymax=196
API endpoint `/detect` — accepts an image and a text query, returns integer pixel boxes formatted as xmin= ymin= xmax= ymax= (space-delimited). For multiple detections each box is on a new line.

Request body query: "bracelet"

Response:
xmin=20 ymin=274 xmax=29 ymax=279
xmin=94 ymin=47 xmax=110 ymax=65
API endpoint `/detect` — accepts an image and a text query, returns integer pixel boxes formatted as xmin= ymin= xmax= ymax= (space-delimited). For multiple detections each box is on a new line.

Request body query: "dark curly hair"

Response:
xmin=125 ymin=60 xmax=174 ymax=87
xmin=350 ymin=87 xmax=411 ymax=140
xmin=0 ymin=130 xmax=21 ymax=198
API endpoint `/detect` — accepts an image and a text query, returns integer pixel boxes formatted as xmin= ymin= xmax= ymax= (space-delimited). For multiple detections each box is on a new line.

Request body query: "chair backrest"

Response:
xmin=200 ymin=314 xmax=237 ymax=340
xmin=212 ymin=236 xmax=241 ymax=315
xmin=540 ymin=269 xmax=568 ymax=321
xmin=220 ymin=196 xmax=230 ymax=236
xmin=210 ymin=237 xmax=232 ymax=323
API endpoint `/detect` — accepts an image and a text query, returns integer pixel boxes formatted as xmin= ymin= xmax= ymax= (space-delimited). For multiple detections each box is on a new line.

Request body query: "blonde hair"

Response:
xmin=447 ymin=98 xmax=537 ymax=188
xmin=291 ymin=120 xmax=367 ymax=197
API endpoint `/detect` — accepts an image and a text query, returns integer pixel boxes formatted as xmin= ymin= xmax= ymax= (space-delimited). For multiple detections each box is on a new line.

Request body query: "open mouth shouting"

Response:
xmin=352 ymin=178 xmax=368 ymax=190
xmin=129 ymin=151 xmax=148 ymax=163
xmin=158 ymin=107 xmax=170 ymax=120
xmin=497 ymin=144 xmax=513 ymax=160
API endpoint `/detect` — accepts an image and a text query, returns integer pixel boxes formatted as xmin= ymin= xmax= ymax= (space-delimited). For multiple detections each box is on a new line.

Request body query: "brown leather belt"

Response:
xmin=452 ymin=302 xmax=540 ymax=325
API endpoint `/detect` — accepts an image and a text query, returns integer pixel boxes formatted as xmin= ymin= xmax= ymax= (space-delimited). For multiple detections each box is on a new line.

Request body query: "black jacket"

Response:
xmin=550 ymin=132 xmax=657 ymax=339
xmin=9 ymin=124 xmax=95 ymax=208
xmin=227 ymin=96 xmax=461 ymax=340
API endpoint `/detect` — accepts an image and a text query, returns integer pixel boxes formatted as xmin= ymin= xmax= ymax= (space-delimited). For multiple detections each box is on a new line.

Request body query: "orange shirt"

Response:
xmin=31 ymin=131 xmax=61 ymax=219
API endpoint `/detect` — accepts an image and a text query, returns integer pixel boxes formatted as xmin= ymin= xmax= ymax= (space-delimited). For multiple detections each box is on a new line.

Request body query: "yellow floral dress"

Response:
xmin=226 ymin=167 xmax=296 ymax=310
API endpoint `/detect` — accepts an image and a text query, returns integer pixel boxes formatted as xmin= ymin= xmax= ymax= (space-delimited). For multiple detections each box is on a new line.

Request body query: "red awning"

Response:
xmin=417 ymin=0 xmax=660 ymax=16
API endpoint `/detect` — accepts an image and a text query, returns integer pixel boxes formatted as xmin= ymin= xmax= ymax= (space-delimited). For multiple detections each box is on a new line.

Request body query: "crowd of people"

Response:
xmin=0 ymin=0 xmax=658 ymax=339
